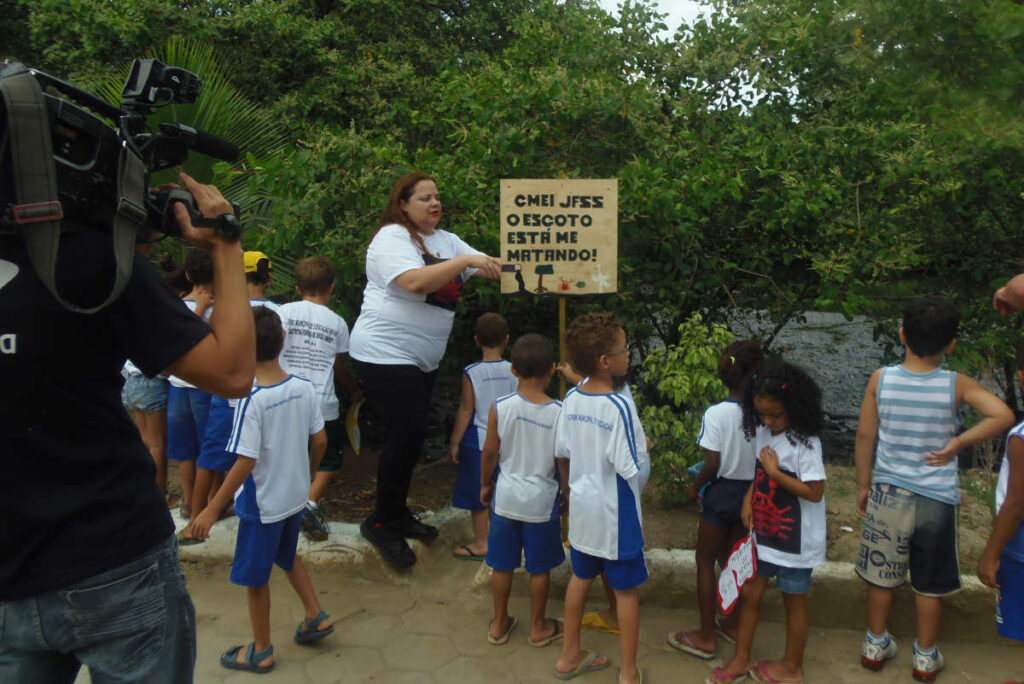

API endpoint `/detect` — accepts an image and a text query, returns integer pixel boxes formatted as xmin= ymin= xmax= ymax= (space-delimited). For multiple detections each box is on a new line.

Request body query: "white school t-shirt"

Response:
xmin=751 ymin=426 xmax=826 ymax=569
xmin=697 ymin=400 xmax=755 ymax=481
xmin=462 ymin=360 xmax=518 ymax=449
xmin=577 ymin=378 xmax=650 ymax=490
xmin=277 ymin=300 xmax=350 ymax=421
xmin=168 ymin=299 xmax=209 ymax=389
xmin=555 ymin=388 xmax=648 ymax=560
xmin=349 ymin=224 xmax=482 ymax=372
xmin=229 ymin=376 xmax=325 ymax=524
xmin=492 ymin=392 xmax=562 ymax=523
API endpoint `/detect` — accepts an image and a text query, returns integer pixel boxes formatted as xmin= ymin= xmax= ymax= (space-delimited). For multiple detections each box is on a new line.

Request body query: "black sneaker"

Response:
xmin=360 ymin=517 xmax=416 ymax=569
xmin=397 ymin=511 xmax=439 ymax=541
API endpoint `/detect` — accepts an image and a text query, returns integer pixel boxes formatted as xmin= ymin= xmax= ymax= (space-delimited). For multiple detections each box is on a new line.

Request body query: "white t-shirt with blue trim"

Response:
xmin=698 ymin=400 xmax=755 ymax=481
xmin=229 ymin=376 xmax=325 ymax=524
xmin=555 ymin=387 xmax=648 ymax=560
xmin=462 ymin=360 xmax=518 ymax=450
xmin=493 ymin=392 xmax=562 ymax=523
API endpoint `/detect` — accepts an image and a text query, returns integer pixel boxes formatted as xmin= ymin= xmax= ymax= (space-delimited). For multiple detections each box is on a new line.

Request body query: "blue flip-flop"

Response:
xmin=220 ymin=643 xmax=274 ymax=673
xmin=295 ymin=610 xmax=335 ymax=644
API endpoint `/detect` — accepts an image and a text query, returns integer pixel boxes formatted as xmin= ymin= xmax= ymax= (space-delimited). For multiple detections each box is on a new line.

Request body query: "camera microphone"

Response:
xmin=158 ymin=122 xmax=240 ymax=162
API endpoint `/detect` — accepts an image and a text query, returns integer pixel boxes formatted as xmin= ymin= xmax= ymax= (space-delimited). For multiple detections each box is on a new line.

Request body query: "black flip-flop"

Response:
xmin=452 ymin=544 xmax=485 ymax=561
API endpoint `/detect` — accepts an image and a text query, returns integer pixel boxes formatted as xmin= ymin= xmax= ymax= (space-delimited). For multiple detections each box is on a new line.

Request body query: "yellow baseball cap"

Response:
xmin=243 ymin=251 xmax=272 ymax=275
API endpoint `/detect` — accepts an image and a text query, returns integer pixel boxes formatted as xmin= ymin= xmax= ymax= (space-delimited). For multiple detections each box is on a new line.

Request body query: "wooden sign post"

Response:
xmin=499 ymin=179 xmax=618 ymax=396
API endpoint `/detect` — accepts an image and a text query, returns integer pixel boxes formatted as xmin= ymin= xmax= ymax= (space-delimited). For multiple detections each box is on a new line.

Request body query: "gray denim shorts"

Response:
xmin=122 ymin=374 xmax=170 ymax=413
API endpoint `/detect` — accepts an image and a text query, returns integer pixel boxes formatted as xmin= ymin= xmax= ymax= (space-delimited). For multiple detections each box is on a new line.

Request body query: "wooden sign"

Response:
xmin=499 ymin=179 xmax=618 ymax=296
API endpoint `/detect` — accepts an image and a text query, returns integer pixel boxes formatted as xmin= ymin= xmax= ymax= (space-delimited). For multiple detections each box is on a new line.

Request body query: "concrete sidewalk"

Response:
xmin=72 ymin=508 xmax=1021 ymax=683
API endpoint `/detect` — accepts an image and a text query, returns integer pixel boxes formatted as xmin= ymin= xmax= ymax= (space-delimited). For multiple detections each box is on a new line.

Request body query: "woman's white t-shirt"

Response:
xmin=751 ymin=426 xmax=826 ymax=569
xmin=349 ymin=224 xmax=481 ymax=372
xmin=697 ymin=400 xmax=755 ymax=481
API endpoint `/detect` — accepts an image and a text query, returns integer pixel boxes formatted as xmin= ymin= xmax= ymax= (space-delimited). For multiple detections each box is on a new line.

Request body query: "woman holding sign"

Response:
xmin=349 ymin=171 xmax=502 ymax=570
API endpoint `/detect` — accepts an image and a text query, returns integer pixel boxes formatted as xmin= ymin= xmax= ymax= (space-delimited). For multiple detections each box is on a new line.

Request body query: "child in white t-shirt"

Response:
xmin=554 ymin=313 xmax=648 ymax=684
xmin=450 ymin=312 xmax=518 ymax=560
xmin=669 ymin=339 xmax=763 ymax=660
xmin=479 ymin=334 xmax=565 ymax=646
xmin=277 ymin=256 xmax=362 ymax=541
xmin=190 ymin=307 xmax=333 ymax=674
xmin=709 ymin=359 xmax=826 ymax=684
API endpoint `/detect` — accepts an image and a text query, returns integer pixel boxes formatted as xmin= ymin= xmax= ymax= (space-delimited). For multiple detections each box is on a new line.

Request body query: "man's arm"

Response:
xmin=994 ymin=274 xmax=1024 ymax=315
xmin=162 ymin=173 xmax=255 ymax=398
xmin=926 ymin=374 xmax=1014 ymax=466
xmin=855 ymin=369 xmax=881 ymax=515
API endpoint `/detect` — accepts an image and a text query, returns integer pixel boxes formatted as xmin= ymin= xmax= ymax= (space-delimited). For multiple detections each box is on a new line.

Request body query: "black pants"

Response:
xmin=352 ymin=360 xmax=438 ymax=525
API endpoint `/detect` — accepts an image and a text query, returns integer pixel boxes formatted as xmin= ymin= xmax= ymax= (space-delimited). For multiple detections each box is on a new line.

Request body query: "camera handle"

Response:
xmin=160 ymin=189 xmax=241 ymax=242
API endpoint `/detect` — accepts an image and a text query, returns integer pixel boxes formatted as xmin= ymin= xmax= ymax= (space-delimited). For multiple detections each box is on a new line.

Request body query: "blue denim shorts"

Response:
xmin=0 ymin=535 xmax=195 ymax=684
xmin=757 ymin=559 xmax=813 ymax=594
xmin=121 ymin=374 xmax=169 ymax=413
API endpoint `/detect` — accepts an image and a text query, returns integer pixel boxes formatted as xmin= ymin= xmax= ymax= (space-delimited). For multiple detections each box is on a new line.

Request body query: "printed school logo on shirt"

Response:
xmin=422 ymin=253 xmax=464 ymax=311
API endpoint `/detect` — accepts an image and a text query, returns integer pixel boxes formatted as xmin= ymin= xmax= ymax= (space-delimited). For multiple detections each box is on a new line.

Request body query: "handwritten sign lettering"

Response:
xmin=717 ymin=534 xmax=758 ymax=614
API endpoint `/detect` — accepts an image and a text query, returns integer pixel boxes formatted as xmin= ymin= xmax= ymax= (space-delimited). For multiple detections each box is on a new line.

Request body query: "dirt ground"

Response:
xmin=168 ymin=449 xmax=994 ymax=571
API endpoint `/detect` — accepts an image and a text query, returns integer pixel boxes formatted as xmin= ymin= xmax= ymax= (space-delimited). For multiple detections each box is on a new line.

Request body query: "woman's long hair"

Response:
xmin=375 ymin=171 xmax=434 ymax=255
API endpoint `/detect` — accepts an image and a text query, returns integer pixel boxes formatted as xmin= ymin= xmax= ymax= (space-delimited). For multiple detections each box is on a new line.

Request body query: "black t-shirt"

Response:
xmin=0 ymin=230 xmax=212 ymax=600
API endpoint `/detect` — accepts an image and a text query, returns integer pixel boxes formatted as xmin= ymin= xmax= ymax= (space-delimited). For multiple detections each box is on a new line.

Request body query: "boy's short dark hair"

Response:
xmin=295 ymin=256 xmax=334 ymax=295
xmin=183 ymin=248 xmax=213 ymax=287
xmin=566 ymin=312 xmax=622 ymax=377
xmin=903 ymin=297 xmax=959 ymax=357
xmin=475 ymin=312 xmax=509 ymax=348
xmin=510 ymin=334 xmax=554 ymax=379
xmin=718 ymin=339 xmax=764 ymax=391
xmin=254 ymin=307 xmax=284 ymax=362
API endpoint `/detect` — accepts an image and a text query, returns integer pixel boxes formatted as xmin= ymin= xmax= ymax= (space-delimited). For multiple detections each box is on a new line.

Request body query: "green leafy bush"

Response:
xmin=639 ymin=313 xmax=733 ymax=506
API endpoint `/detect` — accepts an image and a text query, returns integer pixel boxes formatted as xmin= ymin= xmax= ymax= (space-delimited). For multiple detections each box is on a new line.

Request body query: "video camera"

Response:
xmin=0 ymin=58 xmax=241 ymax=240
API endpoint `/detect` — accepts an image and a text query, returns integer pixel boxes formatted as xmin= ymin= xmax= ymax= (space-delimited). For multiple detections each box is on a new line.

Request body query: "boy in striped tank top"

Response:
xmin=855 ymin=297 xmax=1014 ymax=682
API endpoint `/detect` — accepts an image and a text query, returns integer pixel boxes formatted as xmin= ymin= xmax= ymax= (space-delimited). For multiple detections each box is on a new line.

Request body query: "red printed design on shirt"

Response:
xmin=422 ymin=253 xmax=463 ymax=311
xmin=752 ymin=463 xmax=800 ymax=554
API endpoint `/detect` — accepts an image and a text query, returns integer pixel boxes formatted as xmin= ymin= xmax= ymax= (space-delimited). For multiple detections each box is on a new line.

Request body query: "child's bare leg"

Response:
xmin=915 ymin=594 xmax=942 ymax=649
xmin=134 ymin=410 xmax=168 ymax=494
xmin=178 ymin=460 xmax=196 ymax=510
xmin=471 ymin=509 xmax=489 ymax=553
xmin=308 ymin=471 xmax=333 ymax=505
xmin=188 ymin=466 xmax=214 ymax=530
xmin=596 ymin=571 xmax=619 ymax=627
xmin=528 ymin=571 xmax=558 ymax=641
xmin=286 ymin=557 xmax=331 ymax=631
xmin=614 ymin=588 xmax=640 ymax=684
xmin=722 ymin=575 xmax=767 ymax=676
xmin=673 ymin=517 xmax=729 ymax=651
xmin=866 ymin=584 xmax=894 ymax=635
xmin=239 ymin=584 xmax=274 ymax=668
xmin=490 ymin=569 xmax=514 ymax=640
xmin=557 ymin=575 xmax=610 ymax=674
xmin=756 ymin=591 xmax=809 ymax=682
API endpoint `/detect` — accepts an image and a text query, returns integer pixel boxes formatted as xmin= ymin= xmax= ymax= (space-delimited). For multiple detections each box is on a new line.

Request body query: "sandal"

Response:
xmin=705 ymin=666 xmax=747 ymax=684
xmin=749 ymin=660 xmax=802 ymax=683
xmin=295 ymin=609 xmax=334 ymax=644
xmin=452 ymin=544 xmax=485 ymax=561
xmin=581 ymin=611 xmax=620 ymax=634
xmin=529 ymin=618 xmax=564 ymax=647
xmin=487 ymin=615 xmax=518 ymax=645
xmin=667 ymin=630 xmax=715 ymax=659
xmin=554 ymin=650 xmax=611 ymax=680
xmin=220 ymin=642 xmax=274 ymax=674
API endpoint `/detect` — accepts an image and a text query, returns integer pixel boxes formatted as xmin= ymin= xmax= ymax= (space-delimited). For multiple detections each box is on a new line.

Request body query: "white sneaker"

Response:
xmin=861 ymin=633 xmax=898 ymax=671
xmin=912 ymin=647 xmax=945 ymax=682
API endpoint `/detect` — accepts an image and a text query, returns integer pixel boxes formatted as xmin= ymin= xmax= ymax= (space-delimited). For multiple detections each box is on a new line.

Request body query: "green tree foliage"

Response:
xmin=638 ymin=314 xmax=733 ymax=505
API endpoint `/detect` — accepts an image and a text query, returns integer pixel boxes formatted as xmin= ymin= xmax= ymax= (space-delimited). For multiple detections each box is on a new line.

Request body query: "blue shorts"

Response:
xmin=167 ymin=386 xmax=211 ymax=462
xmin=700 ymin=478 xmax=750 ymax=530
xmin=570 ymin=547 xmax=648 ymax=591
xmin=229 ymin=512 xmax=303 ymax=587
xmin=198 ymin=397 xmax=235 ymax=472
xmin=453 ymin=445 xmax=488 ymax=511
xmin=757 ymin=559 xmax=813 ymax=595
xmin=996 ymin=553 xmax=1024 ymax=641
xmin=122 ymin=374 xmax=169 ymax=413
xmin=486 ymin=513 xmax=565 ymax=574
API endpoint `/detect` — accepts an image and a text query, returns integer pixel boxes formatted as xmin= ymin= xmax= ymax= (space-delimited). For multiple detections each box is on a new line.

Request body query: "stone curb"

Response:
xmin=175 ymin=506 xmax=999 ymax=642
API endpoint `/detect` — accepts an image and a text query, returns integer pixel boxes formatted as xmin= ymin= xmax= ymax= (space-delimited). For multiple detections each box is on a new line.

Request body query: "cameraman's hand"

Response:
xmin=174 ymin=172 xmax=236 ymax=249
